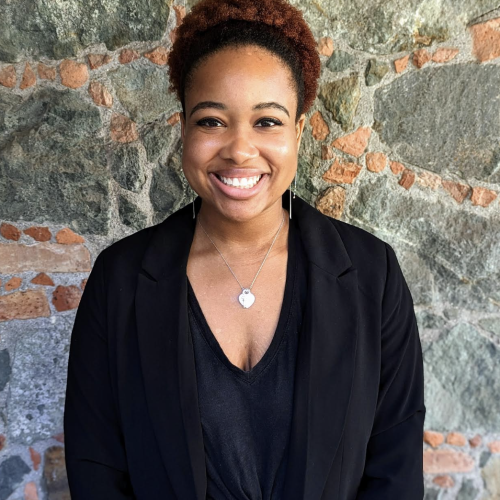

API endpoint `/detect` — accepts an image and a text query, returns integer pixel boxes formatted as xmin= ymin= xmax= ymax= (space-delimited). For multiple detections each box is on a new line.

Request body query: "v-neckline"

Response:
xmin=187 ymin=218 xmax=297 ymax=383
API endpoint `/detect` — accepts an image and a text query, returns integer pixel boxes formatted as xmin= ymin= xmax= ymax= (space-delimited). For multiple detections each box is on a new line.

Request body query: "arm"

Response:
xmin=356 ymin=242 xmax=426 ymax=499
xmin=64 ymin=250 xmax=135 ymax=499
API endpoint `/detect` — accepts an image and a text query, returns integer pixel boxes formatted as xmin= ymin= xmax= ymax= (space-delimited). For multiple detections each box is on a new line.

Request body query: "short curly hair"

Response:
xmin=166 ymin=0 xmax=321 ymax=123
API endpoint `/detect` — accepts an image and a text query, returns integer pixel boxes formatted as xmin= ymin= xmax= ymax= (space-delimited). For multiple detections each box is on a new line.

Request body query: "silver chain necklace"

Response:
xmin=196 ymin=209 xmax=286 ymax=308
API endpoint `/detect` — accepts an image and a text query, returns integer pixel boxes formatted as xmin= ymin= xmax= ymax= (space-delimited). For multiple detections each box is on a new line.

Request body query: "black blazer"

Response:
xmin=64 ymin=190 xmax=426 ymax=500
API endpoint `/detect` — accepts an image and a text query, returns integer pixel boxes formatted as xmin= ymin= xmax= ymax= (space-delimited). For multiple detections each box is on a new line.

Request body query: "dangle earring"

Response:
xmin=289 ymin=170 xmax=297 ymax=219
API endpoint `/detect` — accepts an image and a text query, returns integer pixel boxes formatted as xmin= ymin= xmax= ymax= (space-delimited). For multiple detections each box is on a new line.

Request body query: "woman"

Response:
xmin=64 ymin=0 xmax=426 ymax=498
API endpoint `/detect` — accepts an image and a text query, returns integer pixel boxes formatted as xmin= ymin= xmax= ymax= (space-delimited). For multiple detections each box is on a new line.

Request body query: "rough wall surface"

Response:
xmin=0 ymin=0 xmax=499 ymax=498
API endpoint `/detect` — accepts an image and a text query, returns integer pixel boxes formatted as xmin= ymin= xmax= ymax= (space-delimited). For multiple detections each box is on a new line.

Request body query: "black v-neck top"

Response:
xmin=187 ymin=216 xmax=308 ymax=500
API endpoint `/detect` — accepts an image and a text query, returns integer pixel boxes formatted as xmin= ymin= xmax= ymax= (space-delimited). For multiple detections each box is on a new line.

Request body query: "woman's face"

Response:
xmin=180 ymin=45 xmax=306 ymax=222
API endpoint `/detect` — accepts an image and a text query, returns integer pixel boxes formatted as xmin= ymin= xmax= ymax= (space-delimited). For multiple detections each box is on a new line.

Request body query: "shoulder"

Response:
xmin=324 ymin=215 xmax=390 ymax=298
xmin=96 ymin=223 xmax=158 ymax=282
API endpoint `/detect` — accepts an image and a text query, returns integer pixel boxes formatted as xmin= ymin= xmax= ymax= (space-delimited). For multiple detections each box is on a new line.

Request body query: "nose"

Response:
xmin=218 ymin=127 xmax=259 ymax=165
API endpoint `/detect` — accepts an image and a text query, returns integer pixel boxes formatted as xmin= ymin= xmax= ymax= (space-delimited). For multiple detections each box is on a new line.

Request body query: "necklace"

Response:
xmin=196 ymin=209 xmax=286 ymax=308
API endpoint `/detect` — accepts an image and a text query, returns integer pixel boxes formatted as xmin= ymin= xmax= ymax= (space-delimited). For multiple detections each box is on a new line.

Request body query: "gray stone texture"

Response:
xmin=0 ymin=88 xmax=111 ymax=235
xmin=319 ymin=74 xmax=361 ymax=131
xmin=110 ymin=143 xmax=146 ymax=193
xmin=284 ymin=0 xmax=499 ymax=55
xmin=109 ymin=62 xmax=179 ymax=124
xmin=118 ymin=195 xmax=148 ymax=230
xmin=326 ymin=50 xmax=355 ymax=72
xmin=0 ymin=349 xmax=11 ymax=392
xmin=481 ymin=455 xmax=500 ymax=500
xmin=347 ymin=175 xmax=500 ymax=313
xmin=0 ymin=456 xmax=30 ymax=500
xmin=7 ymin=316 xmax=73 ymax=445
xmin=151 ymin=151 xmax=189 ymax=224
xmin=423 ymin=323 xmax=500 ymax=432
xmin=365 ymin=58 xmax=389 ymax=86
xmin=0 ymin=0 xmax=170 ymax=62
xmin=457 ymin=479 xmax=479 ymax=500
xmin=373 ymin=65 xmax=500 ymax=183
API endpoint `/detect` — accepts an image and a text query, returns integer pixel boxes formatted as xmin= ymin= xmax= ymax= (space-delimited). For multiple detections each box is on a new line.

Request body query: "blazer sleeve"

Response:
xmin=64 ymin=249 xmax=136 ymax=499
xmin=356 ymin=242 xmax=426 ymax=499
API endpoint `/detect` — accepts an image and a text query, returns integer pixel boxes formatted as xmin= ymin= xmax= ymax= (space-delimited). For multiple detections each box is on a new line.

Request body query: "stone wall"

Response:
xmin=0 ymin=0 xmax=499 ymax=498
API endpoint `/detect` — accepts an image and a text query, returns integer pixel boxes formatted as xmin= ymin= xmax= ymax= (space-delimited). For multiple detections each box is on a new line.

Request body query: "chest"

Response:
xmin=186 ymin=252 xmax=288 ymax=372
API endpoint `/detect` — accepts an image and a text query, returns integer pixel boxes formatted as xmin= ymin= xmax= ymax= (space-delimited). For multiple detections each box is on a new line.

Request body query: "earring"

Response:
xmin=289 ymin=171 xmax=297 ymax=220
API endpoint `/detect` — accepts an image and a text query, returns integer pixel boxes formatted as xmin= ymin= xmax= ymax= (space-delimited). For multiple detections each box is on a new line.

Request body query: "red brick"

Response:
xmin=469 ymin=434 xmax=482 ymax=448
xmin=394 ymin=55 xmax=410 ymax=73
xmin=81 ymin=278 xmax=87 ymax=290
xmin=0 ymin=289 xmax=50 ymax=322
xmin=24 ymin=481 xmax=39 ymax=500
xmin=0 ymin=434 xmax=5 ymax=451
xmin=470 ymin=17 xmax=500 ymax=62
xmin=5 ymin=277 xmax=22 ymax=291
xmin=52 ymin=285 xmax=82 ymax=312
xmin=110 ymin=113 xmax=139 ymax=143
xmin=488 ymin=440 xmax=500 ymax=453
xmin=471 ymin=186 xmax=497 ymax=207
xmin=59 ymin=59 xmax=88 ymax=89
xmin=119 ymin=49 xmax=140 ymax=64
xmin=1 ymin=222 xmax=21 ymax=241
xmin=144 ymin=46 xmax=169 ymax=65
xmin=315 ymin=186 xmax=345 ymax=219
xmin=53 ymin=432 xmax=65 ymax=443
xmin=446 ymin=432 xmax=467 ymax=446
xmin=365 ymin=152 xmax=387 ymax=173
xmin=167 ymin=112 xmax=181 ymax=126
xmin=417 ymin=171 xmax=442 ymax=190
xmin=389 ymin=161 xmax=405 ymax=175
xmin=309 ymin=111 xmax=330 ymax=141
xmin=321 ymin=144 xmax=335 ymax=160
xmin=332 ymin=127 xmax=371 ymax=157
xmin=19 ymin=63 xmax=36 ymax=90
xmin=432 ymin=48 xmax=459 ymax=63
xmin=423 ymin=449 xmax=474 ymax=473
xmin=31 ymin=273 xmax=55 ymax=286
xmin=88 ymin=80 xmax=113 ymax=108
xmin=424 ymin=430 xmax=445 ymax=448
xmin=0 ymin=65 xmax=16 ymax=88
xmin=23 ymin=226 xmax=51 ymax=242
xmin=322 ymin=156 xmax=362 ymax=184
xmin=317 ymin=37 xmax=334 ymax=57
xmin=55 ymin=227 xmax=85 ymax=244
xmin=29 ymin=447 xmax=41 ymax=471
xmin=0 ymin=242 xmax=91 ymax=274
xmin=413 ymin=48 xmax=431 ymax=69
xmin=399 ymin=169 xmax=415 ymax=189
xmin=432 ymin=475 xmax=454 ymax=488
xmin=442 ymin=179 xmax=470 ymax=203
xmin=37 ymin=63 xmax=56 ymax=81
xmin=87 ymin=53 xmax=112 ymax=70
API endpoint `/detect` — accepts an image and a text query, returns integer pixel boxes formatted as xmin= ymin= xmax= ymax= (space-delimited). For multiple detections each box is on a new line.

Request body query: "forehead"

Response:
xmin=185 ymin=45 xmax=296 ymax=105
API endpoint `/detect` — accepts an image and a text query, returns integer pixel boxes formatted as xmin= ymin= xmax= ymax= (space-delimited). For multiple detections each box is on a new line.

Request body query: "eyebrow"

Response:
xmin=189 ymin=101 xmax=290 ymax=118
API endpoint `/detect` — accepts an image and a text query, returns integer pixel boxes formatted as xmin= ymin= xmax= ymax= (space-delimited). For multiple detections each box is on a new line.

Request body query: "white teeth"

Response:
xmin=217 ymin=174 xmax=262 ymax=189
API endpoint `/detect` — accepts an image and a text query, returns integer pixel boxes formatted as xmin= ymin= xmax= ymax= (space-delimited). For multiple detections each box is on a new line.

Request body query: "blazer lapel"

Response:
xmin=135 ymin=199 xmax=206 ymax=500
xmin=135 ymin=191 xmax=359 ymax=500
xmin=282 ymin=194 xmax=359 ymax=498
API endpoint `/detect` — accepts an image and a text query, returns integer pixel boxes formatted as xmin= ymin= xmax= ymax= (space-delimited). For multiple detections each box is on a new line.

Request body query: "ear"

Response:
xmin=296 ymin=113 xmax=306 ymax=150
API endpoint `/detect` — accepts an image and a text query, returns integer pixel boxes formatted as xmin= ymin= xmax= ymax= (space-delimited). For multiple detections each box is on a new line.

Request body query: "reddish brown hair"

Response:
xmin=167 ymin=0 xmax=321 ymax=121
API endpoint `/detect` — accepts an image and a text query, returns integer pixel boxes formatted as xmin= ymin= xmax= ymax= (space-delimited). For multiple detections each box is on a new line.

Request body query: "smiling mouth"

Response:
xmin=213 ymin=173 xmax=265 ymax=189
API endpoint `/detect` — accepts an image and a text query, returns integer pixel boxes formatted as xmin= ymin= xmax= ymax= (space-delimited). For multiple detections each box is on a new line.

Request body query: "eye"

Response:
xmin=257 ymin=118 xmax=283 ymax=127
xmin=196 ymin=118 xmax=223 ymax=128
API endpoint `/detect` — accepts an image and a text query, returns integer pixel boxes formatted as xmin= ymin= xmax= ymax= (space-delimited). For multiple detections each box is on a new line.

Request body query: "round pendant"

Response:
xmin=238 ymin=288 xmax=255 ymax=308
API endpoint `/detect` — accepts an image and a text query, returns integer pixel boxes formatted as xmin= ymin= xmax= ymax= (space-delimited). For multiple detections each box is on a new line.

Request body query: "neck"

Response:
xmin=195 ymin=197 xmax=289 ymax=254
